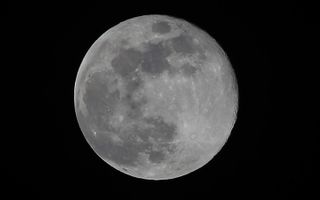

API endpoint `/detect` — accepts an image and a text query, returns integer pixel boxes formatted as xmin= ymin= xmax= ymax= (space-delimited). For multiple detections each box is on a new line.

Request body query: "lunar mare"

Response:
xmin=74 ymin=15 xmax=238 ymax=180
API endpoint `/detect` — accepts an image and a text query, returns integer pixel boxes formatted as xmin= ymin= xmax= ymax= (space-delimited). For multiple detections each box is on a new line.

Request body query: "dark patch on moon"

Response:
xmin=111 ymin=48 xmax=143 ymax=77
xmin=129 ymin=116 xmax=178 ymax=164
xmin=148 ymin=151 xmax=165 ymax=163
xmin=180 ymin=63 xmax=198 ymax=77
xmin=95 ymin=130 xmax=144 ymax=167
xmin=91 ymin=113 xmax=178 ymax=167
xmin=170 ymin=33 xmax=207 ymax=63
xmin=170 ymin=33 xmax=196 ymax=54
xmin=142 ymin=116 xmax=177 ymax=141
xmin=122 ymin=74 xmax=146 ymax=119
xmin=110 ymin=32 xmax=208 ymax=80
xmin=151 ymin=21 xmax=171 ymax=34
xmin=140 ymin=42 xmax=173 ymax=75
xmin=123 ymin=92 xmax=147 ymax=120
xmin=110 ymin=39 xmax=175 ymax=78
xmin=126 ymin=74 xmax=142 ymax=92
xmin=82 ymin=70 xmax=120 ymax=131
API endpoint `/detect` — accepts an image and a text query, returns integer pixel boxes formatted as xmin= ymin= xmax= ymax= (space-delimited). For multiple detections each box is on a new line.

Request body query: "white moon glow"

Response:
xmin=74 ymin=15 xmax=238 ymax=180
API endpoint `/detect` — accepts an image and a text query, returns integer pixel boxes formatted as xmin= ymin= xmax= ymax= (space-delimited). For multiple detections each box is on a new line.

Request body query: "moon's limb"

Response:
xmin=74 ymin=15 xmax=238 ymax=180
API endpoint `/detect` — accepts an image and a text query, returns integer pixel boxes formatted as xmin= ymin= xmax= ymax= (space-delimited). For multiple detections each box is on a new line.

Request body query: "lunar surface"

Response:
xmin=74 ymin=15 xmax=238 ymax=180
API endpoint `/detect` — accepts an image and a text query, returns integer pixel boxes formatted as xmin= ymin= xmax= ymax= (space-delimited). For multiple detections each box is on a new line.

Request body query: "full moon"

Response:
xmin=74 ymin=15 xmax=238 ymax=180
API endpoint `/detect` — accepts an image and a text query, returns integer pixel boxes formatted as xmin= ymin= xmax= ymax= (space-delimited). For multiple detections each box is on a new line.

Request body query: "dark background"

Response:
xmin=5 ymin=1 xmax=315 ymax=198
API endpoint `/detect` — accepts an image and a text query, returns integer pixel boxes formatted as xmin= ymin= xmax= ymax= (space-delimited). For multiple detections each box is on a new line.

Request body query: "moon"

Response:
xmin=74 ymin=15 xmax=238 ymax=180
